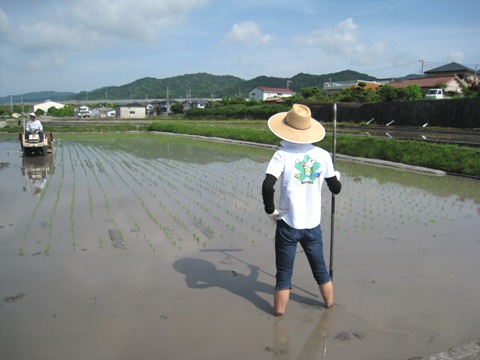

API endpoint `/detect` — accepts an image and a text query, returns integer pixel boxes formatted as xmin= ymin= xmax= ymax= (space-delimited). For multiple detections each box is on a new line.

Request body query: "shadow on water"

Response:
xmin=173 ymin=257 xmax=322 ymax=315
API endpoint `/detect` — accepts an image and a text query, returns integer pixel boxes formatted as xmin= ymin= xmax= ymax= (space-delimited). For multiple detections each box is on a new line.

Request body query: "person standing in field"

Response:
xmin=261 ymin=104 xmax=342 ymax=316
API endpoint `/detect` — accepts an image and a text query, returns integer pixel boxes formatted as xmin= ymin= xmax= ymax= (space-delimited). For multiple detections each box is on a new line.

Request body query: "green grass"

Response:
xmin=3 ymin=120 xmax=479 ymax=177
xmin=148 ymin=121 xmax=480 ymax=177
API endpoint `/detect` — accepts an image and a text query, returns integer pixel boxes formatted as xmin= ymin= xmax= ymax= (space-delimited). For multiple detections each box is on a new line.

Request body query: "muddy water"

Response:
xmin=0 ymin=133 xmax=478 ymax=360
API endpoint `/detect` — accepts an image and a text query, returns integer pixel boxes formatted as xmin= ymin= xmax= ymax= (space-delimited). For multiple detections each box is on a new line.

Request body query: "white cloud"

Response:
xmin=294 ymin=18 xmax=358 ymax=47
xmin=67 ymin=0 xmax=198 ymax=40
xmin=4 ymin=0 xmax=212 ymax=79
xmin=224 ymin=21 xmax=273 ymax=44
xmin=15 ymin=0 xmax=211 ymax=51
xmin=294 ymin=18 xmax=388 ymax=66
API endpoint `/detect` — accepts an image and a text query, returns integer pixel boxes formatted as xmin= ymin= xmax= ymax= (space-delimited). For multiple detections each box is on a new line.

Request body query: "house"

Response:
xmin=388 ymin=75 xmax=466 ymax=95
xmin=90 ymin=107 xmax=115 ymax=118
xmin=248 ymin=87 xmax=295 ymax=101
xmin=424 ymin=62 xmax=478 ymax=84
xmin=32 ymin=100 xmax=65 ymax=113
xmin=75 ymin=105 xmax=91 ymax=118
xmin=115 ymin=103 xmax=146 ymax=119
xmin=323 ymin=80 xmax=386 ymax=94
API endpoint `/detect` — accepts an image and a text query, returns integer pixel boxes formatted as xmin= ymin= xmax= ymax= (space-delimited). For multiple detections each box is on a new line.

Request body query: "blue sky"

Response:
xmin=1 ymin=0 xmax=479 ymax=97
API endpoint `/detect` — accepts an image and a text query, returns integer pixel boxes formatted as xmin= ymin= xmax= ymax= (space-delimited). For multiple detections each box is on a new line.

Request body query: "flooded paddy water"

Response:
xmin=0 ymin=132 xmax=479 ymax=360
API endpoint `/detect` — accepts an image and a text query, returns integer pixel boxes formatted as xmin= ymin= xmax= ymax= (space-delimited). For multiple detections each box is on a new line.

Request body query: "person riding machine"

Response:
xmin=19 ymin=112 xmax=53 ymax=156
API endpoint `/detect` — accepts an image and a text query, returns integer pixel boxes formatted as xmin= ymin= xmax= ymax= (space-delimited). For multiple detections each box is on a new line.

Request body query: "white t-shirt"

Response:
xmin=265 ymin=141 xmax=335 ymax=229
xmin=26 ymin=119 xmax=43 ymax=132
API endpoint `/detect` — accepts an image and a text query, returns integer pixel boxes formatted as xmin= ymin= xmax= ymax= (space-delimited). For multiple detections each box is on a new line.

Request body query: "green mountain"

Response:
xmin=73 ymin=73 xmax=245 ymax=101
xmin=0 ymin=91 xmax=76 ymax=104
xmin=2 ymin=70 xmax=384 ymax=104
xmin=237 ymin=70 xmax=380 ymax=96
xmin=74 ymin=70 xmax=380 ymax=100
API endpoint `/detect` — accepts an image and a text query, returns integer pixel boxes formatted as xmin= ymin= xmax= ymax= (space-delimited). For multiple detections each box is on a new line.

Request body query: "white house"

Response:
xmin=32 ymin=100 xmax=65 ymax=113
xmin=248 ymin=87 xmax=295 ymax=101
xmin=75 ymin=105 xmax=91 ymax=118
xmin=115 ymin=103 xmax=146 ymax=119
xmin=91 ymin=107 xmax=115 ymax=118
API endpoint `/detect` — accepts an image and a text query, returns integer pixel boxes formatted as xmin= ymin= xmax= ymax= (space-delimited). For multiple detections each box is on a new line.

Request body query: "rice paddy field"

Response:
xmin=0 ymin=132 xmax=479 ymax=360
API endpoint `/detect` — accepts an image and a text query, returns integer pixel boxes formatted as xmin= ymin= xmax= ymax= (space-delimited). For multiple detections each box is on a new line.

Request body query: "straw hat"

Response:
xmin=267 ymin=104 xmax=325 ymax=144
xmin=28 ymin=112 xmax=36 ymax=118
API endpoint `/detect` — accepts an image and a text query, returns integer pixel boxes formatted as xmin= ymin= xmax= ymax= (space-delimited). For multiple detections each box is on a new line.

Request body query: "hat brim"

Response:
xmin=268 ymin=111 xmax=325 ymax=144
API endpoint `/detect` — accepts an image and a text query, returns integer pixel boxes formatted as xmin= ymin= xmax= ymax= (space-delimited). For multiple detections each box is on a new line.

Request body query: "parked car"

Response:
xmin=425 ymin=88 xmax=449 ymax=99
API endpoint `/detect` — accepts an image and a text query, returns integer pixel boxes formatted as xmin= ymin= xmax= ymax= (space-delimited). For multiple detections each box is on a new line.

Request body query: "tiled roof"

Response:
xmin=256 ymin=87 xmax=295 ymax=93
xmin=425 ymin=62 xmax=475 ymax=74
xmin=388 ymin=76 xmax=458 ymax=88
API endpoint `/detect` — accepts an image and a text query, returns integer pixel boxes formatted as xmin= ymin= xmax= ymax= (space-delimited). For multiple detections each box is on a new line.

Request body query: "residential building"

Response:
xmin=388 ymin=75 xmax=466 ymax=95
xmin=90 ymin=107 xmax=115 ymax=118
xmin=115 ymin=103 xmax=146 ymax=119
xmin=75 ymin=105 xmax=91 ymax=118
xmin=323 ymin=80 xmax=387 ymax=94
xmin=424 ymin=62 xmax=478 ymax=85
xmin=248 ymin=87 xmax=295 ymax=101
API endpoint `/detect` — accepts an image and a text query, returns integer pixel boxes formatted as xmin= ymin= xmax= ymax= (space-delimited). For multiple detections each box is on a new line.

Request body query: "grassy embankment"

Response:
xmin=3 ymin=120 xmax=479 ymax=177
xmin=147 ymin=121 xmax=480 ymax=177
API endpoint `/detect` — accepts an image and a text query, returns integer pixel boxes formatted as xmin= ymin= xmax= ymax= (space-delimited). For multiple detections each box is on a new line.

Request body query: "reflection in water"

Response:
xmin=21 ymin=154 xmax=54 ymax=196
xmin=269 ymin=309 xmax=332 ymax=360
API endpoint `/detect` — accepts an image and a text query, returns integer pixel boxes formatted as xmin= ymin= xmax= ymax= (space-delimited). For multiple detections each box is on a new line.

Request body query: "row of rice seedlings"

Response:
xmin=330 ymin=173 xmax=477 ymax=246
xmin=72 ymin=145 xmax=104 ymax=249
xmin=47 ymin=145 xmax=65 ymax=249
xmin=80 ymin=144 xmax=126 ymax=250
xmin=91 ymin=146 xmax=174 ymax=248
xmin=184 ymin=159 xmax=269 ymax=242
xmin=180 ymin=159 xmax=271 ymax=240
xmin=129 ymin=156 xmax=233 ymax=245
xmin=112 ymin=153 xmax=201 ymax=237
xmin=66 ymin=144 xmax=77 ymax=251
xmin=145 ymin=156 xmax=270 ymax=245
xmin=104 ymin=152 xmax=221 ymax=248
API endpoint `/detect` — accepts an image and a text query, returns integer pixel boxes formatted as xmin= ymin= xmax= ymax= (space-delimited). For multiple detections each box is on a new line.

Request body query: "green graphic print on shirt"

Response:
xmin=294 ymin=155 xmax=321 ymax=184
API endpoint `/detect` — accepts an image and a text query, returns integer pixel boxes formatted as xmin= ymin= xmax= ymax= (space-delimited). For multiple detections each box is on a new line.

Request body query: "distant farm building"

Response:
xmin=115 ymin=103 xmax=146 ymax=118
xmin=32 ymin=100 xmax=65 ymax=113
xmin=248 ymin=87 xmax=295 ymax=101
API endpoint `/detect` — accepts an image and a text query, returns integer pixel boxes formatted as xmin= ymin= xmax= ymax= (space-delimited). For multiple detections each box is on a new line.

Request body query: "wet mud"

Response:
xmin=0 ymin=133 xmax=479 ymax=360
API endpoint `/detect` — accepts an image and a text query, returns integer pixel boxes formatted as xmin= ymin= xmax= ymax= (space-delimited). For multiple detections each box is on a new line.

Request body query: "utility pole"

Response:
xmin=418 ymin=60 xmax=425 ymax=76
xmin=287 ymin=80 xmax=293 ymax=89
xmin=166 ymin=86 xmax=170 ymax=114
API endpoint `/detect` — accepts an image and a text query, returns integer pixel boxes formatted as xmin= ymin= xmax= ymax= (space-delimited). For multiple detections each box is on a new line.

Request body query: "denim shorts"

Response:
xmin=275 ymin=220 xmax=331 ymax=290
